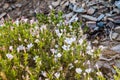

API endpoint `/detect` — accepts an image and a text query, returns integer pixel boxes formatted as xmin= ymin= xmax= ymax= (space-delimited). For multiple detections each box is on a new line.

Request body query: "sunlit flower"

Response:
xmin=55 ymin=53 xmax=62 ymax=58
xmin=41 ymin=71 xmax=47 ymax=77
xmin=85 ymin=68 xmax=92 ymax=73
xmin=68 ymin=63 xmax=74 ymax=69
xmin=96 ymin=72 xmax=103 ymax=76
xmin=34 ymin=39 xmax=39 ymax=43
xmin=30 ymin=19 xmax=35 ymax=24
xmin=17 ymin=45 xmax=25 ymax=52
xmin=75 ymin=68 xmax=82 ymax=74
xmin=55 ymin=45 xmax=58 ymax=48
xmin=69 ymin=25 xmax=73 ymax=29
xmin=55 ymin=29 xmax=62 ymax=38
xmin=6 ymin=53 xmax=13 ymax=60
xmin=78 ymin=38 xmax=83 ymax=45
xmin=40 ymin=25 xmax=47 ymax=32
xmin=9 ymin=46 xmax=13 ymax=51
xmin=86 ymin=49 xmax=94 ymax=55
xmin=59 ymin=67 xmax=63 ymax=71
xmin=27 ymin=43 xmax=33 ymax=50
xmin=50 ymin=49 xmax=57 ymax=54
xmin=33 ymin=56 xmax=39 ymax=60
xmin=15 ymin=19 xmax=19 ymax=26
xmin=64 ymin=37 xmax=76 ymax=45
xmin=86 ymin=42 xmax=94 ymax=55
xmin=62 ymin=45 xmax=70 ymax=51
xmin=74 ymin=60 xmax=78 ymax=63
xmin=54 ymin=72 xmax=60 ymax=79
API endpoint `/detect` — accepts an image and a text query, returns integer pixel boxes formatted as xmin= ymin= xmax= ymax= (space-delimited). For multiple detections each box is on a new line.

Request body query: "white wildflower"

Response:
xmin=74 ymin=60 xmax=78 ymax=63
xmin=33 ymin=56 xmax=39 ymax=60
xmin=49 ymin=5 xmax=53 ymax=10
xmin=55 ymin=29 xmax=62 ymax=38
xmin=15 ymin=19 xmax=19 ymax=26
xmin=27 ymin=43 xmax=33 ymax=50
xmin=54 ymin=72 xmax=60 ymax=79
xmin=9 ymin=46 xmax=13 ymax=51
xmin=6 ymin=53 xmax=13 ymax=60
xmin=69 ymin=25 xmax=72 ymax=29
xmin=85 ymin=68 xmax=92 ymax=73
xmin=50 ymin=49 xmax=57 ymax=54
xmin=34 ymin=39 xmax=39 ymax=43
xmin=68 ymin=63 xmax=74 ymax=69
xmin=86 ymin=42 xmax=94 ymax=55
xmin=55 ymin=45 xmax=58 ymax=48
xmin=17 ymin=45 xmax=25 ymax=52
xmin=59 ymin=67 xmax=63 ymax=71
xmin=45 ymin=79 xmax=49 ymax=80
xmin=40 ymin=25 xmax=47 ymax=32
xmin=64 ymin=37 xmax=76 ymax=45
xmin=62 ymin=45 xmax=70 ymax=51
xmin=22 ymin=18 xmax=28 ymax=23
xmin=86 ymin=49 xmax=94 ymax=55
xmin=55 ymin=53 xmax=62 ymax=58
xmin=41 ymin=71 xmax=47 ymax=77
xmin=78 ymin=38 xmax=83 ymax=45
xmin=96 ymin=72 xmax=103 ymax=76
xmin=75 ymin=68 xmax=82 ymax=74
xmin=30 ymin=19 xmax=34 ymax=25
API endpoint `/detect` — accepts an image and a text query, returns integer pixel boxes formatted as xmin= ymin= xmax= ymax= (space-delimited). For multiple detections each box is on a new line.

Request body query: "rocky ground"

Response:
xmin=0 ymin=0 xmax=120 ymax=79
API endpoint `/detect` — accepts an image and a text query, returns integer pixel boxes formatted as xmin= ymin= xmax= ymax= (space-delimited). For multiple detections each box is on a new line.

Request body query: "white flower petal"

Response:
xmin=54 ymin=72 xmax=60 ymax=79
xmin=75 ymin=68 xmax=82 ymax=74
xmin=6 ymin=53 xmax=13 ymax=60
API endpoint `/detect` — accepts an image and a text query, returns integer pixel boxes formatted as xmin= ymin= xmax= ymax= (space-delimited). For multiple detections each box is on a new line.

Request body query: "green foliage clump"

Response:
xmin=0 ymin=11 xmax=107 ymax=80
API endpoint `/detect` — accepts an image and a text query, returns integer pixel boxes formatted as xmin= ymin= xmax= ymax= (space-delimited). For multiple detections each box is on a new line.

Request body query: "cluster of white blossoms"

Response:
xmin=40 ymin=25 xmax=47 ymax=32
xmin=86 ymin=42 xmax=94 ymax=55
xmin=64 ymin=37 xmax=76 ymax=45
xmin=54 ymin=53 xmax=62 ymax=58
xmin=85 ymin=68 xmax=92 ymax=73
xmin=41 ymin=71 xmax=47 ymax=77
xmin=17 ymin=43 xmax=34 ymax=52
xmin=27 ymin=43 xmax=34 ymax=50
xmin=55 ymin=29 xmax=62 ymax=38
xmin=54 ymin=72 xmax=60 ymax=79
xmin=17 ymin=45 xmax=25 ymax=52
xmin=68 ymin=63 xmax=74 ymax=69
xmin=62 ymin=44 xmax=70 ymax=51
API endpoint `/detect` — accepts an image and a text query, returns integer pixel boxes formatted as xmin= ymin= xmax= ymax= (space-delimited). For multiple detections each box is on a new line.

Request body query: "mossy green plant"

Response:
xmin=0 ymin=11 xmax=116 ymax=80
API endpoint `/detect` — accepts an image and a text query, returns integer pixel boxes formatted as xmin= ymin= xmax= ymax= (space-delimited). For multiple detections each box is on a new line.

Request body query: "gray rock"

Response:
xmin=111 ymin=32 xmax=118 ymax=39
xmin=115 ymin=26 xmax=120 ymax=34
xmin=81 ymin=15 xmax=97 ymax=21
xmin=97 ymin=14 xmax=105 ymax=21
xmin=3 ymin=3 xmax=9 ymax=9
xmin=115 ymin=1 xmax=120 ymax=9
xmin=15 ymin=3 xmax=22 ymax=8
xmin=111 ymin=44 xmax=120 ymax=53
xmin=0 ymin=12 xmax=6 ymax=19
xmin=87 ymin=8 xmax=95 ymax=15
xmin=116 ymin=35 xmax=120 ymax=41
xmin=86 ymin=21 xmax=96 ymax=29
